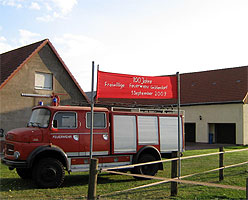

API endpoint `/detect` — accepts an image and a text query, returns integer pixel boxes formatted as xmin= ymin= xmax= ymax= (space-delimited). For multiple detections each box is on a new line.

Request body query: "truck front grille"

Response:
xmin=6 ymin=143 xmax=14 ymax=155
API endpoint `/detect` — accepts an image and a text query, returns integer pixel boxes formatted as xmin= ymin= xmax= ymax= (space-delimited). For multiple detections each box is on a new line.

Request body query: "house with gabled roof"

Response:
xmin=181 ymin=66 xmax=247 ymax=145
xmin=97 ymin=66 xmax=248 ymax=145
xmin=0 ymin=39 xmax=89 ymax=134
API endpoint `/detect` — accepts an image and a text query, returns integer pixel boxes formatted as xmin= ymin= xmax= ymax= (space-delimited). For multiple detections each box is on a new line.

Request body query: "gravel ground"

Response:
xmin=185 ymin=142 xmax=235 ymax=150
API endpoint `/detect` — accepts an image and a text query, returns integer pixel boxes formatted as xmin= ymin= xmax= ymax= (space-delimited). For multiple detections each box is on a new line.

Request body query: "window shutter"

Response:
xmin=35 ymin=72 xmax=53 ymax=90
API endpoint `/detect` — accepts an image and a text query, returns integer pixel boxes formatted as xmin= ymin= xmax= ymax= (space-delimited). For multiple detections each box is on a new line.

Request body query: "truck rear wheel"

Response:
xmin=132 ymin=154 xmax=159 ymax=179
xmin=32 ymin=158 xmax=65 ymax=188
xmin=16 ymin=168 xmax=32 ymax=179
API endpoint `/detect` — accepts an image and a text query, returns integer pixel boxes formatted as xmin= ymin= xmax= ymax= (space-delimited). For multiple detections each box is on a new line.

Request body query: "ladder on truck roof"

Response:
xmin=111 ymin=106 xmax=185 ymax=116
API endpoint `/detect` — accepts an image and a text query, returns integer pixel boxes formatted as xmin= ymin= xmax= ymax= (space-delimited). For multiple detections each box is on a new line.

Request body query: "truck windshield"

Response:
xmin=28 ymin=108 xmax=51 ymax=128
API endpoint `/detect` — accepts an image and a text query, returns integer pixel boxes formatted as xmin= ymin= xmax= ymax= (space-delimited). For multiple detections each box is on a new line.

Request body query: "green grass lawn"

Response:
xmin=0 ymin=146 xmax=247 ymax=199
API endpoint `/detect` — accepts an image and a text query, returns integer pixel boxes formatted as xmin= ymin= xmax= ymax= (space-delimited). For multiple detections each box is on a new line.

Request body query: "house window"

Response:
xmin=35 ymin=72 xmax=53 ymax=90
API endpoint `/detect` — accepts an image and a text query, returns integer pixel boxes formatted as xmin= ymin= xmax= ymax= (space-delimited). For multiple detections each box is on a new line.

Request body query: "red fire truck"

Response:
xmin=1 ymin=105 xmax=184 ymax=188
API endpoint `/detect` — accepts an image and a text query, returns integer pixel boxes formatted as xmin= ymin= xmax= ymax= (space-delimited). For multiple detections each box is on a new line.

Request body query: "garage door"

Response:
xmin=215 ymin=123 xmax=236 ymax=144
xmin=185 ymin=123 xmax=196 ymax=142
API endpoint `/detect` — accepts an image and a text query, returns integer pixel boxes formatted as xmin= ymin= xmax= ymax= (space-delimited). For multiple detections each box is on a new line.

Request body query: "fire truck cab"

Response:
xmin=2 ymin=105 xmax=184 ymax=188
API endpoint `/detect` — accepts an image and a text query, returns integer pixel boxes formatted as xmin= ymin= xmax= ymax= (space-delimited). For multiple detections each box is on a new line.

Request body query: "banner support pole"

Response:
xmin=90 ymin=61 xmax=95 ymax=160
xmin=177 ymin=72 xmax=181 ymax=178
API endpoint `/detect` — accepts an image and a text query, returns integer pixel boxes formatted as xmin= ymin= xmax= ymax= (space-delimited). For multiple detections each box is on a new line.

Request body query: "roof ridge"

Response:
xmin=0 ymin=39 xmax=48 ymax=55
xmin=181 ymin=65 xmax=248 ymax=75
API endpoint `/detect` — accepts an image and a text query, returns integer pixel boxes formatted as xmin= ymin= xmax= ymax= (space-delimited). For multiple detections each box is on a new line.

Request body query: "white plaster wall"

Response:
xmin=243 ymin=104 xmax=248 ymax=145
xmin=182 ymin=103 xmax=246 ymax=145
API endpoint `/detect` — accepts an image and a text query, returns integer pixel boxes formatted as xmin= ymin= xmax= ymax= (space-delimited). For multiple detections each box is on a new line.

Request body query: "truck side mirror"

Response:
xmin=0 ymin=129 xmax=4 ymax=137
xmin=53 ymin=120 xmax=58 ymax=128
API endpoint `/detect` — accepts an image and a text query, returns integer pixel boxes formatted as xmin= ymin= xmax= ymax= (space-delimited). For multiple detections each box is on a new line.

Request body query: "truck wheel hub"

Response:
xmin=42 ymin=167 xmax=56 ymax=180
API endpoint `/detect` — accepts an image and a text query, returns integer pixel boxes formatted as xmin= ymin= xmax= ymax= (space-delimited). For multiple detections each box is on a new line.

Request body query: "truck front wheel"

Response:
xmin=32 ymin=158 xmax=65 ymax=188
xmin=16 ymin=168 xmax=32 ymax=179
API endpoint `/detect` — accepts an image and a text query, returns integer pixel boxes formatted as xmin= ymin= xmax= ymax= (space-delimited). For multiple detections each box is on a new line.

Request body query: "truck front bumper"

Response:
xmin=1 ymin=157 xmax=28 ymax=168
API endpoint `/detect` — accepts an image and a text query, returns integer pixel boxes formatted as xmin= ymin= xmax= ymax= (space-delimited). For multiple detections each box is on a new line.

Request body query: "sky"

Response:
xmin=0 ymin=0 xmax=248 ymax=91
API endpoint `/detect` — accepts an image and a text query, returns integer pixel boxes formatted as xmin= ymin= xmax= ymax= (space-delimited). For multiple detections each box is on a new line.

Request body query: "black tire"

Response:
xmin=16 ymin=168 xmax=32 ymax=179
xmin=132 ymin=154 xmax=159 ymax=179
xmin=32 ymin=158 xmax=65 ymax=188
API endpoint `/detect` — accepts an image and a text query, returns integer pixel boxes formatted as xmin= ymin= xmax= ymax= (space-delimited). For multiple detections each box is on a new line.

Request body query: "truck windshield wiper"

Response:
xmin=28 ymin=122 xmax=41 ymax=127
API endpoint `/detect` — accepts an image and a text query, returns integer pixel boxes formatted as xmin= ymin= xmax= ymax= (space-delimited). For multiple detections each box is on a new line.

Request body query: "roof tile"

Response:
xmin=0 ymin=39 xmax=46 ymax=86
xmin=97 ymin=66 xmax=248 ymax=107
xmin=0 ymin=39 xmax=90 ymax=103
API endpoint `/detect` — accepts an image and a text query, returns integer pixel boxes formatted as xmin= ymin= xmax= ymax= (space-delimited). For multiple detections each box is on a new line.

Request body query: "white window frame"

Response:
xmin=35 ymin=72 xmax=53 ymax=90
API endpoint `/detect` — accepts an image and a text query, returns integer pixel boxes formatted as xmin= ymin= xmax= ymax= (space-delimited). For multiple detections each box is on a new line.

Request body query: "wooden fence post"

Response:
xmin=171 ymin=151 xmax=179 ymax=196
xmin=219 ymin=147 xmax=224 ymax=181
xmin=88 ymin=158 xmax=99 ymax=200
xmin=246 ymin=178 xmax=248 ymax=200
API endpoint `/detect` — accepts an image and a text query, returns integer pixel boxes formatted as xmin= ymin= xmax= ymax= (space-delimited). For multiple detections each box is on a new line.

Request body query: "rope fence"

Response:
xmin=99 ymin=170 xmax=246 ymax=198
xmin=100 ymin=148 xmax=247 ymax=172
xmin=87 ymin=147 xmax=248 ymax=199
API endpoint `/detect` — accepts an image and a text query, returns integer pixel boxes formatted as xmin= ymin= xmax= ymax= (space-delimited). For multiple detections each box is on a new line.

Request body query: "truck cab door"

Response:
xmin=79 ymin=112 xmax=110 ymax=156
xmin=50 ymin=111 xmax=80 ymax=156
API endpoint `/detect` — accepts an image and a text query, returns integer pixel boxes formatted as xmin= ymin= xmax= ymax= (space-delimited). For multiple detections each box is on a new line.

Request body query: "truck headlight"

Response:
xmin=14 ymin=151 xmax=20 ymax=159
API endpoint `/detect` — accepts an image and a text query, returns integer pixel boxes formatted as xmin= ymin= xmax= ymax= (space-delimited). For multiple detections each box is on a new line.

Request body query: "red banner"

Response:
xmin=96 ymin=71 xmax=178 ymax=99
